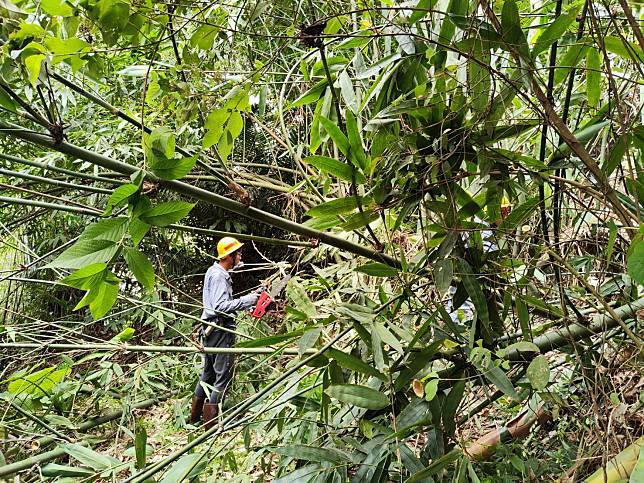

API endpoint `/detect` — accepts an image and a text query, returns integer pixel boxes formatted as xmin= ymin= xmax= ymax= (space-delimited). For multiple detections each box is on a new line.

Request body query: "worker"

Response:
xmin=190 ymin=236 xmax=260 ymax=430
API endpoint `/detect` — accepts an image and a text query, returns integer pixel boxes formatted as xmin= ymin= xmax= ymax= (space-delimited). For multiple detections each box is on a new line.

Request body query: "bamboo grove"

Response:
xmin=0 ymin=0 xmax=643 ymax=480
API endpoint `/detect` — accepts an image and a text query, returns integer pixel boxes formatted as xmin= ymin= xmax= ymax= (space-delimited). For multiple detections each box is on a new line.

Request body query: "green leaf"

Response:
xmin=291 ymin=80 xmax=327 ymax=107
xmin=306 ymin=196 xmax=366 ymax=217
xmin=474 ymin=358 xmax=518 ymax=398
xmin=61 ymin=263 xmax=107 ymax=289
xmin=124 ymin=247 xmax=155 ymax=292
xmin=338 ymin=71 xmax=358 ymax=114
xmin=80 ymin=217 xmax=129 ymax=242
xmin=103 ymin=183 xmax=138 ymax=216
xmin=355 ymin=262 xmax=399 ymax=277
xmin=550 ymin=120 xmax=609 ymax=161
xmin=532 ymin=6 xmax=579 ymax=57
xmin=410 ymin=0 xmax=438 ymax=23
xmin=48 ymin=239 xmax=119 ymax=269
xmin=44 ymin=37 xmax=90 ymax=56
xmin=325 ymin=384 xmax=389 ymax=409
xmin=8 ymin=366 xmax=70 ymax=396
xmin=286 ymin=279 xmax=316 ymax=318
xmin=0 ymin=88 xmax=16 ymax=113
xmin=603 ymin=36 xmax=644 ymax=62
xmin=89 ymin=279 xmax=119 ymax=319
xmin=346 ymin=110 xmax=367 ymax=170
xmin=554 ymin=43 xmax=588 ymax=85
xmin=604 ymin=133 xmax=630 ymax=177
xmin=467 ymin=38 xmax=491 ymax=114
xmin=627 ymin=240 xmax=644 ymax=285
xmin=270 ymin=445 xmax=351 ymax=464
xmin=424 ymin=378 xmax=439 ymax=401
xmin=586 ymin=47 xmax=601 ymax=108
xmin=236 ymin=331 xmax=303 ymax=348
xmin=41 ymin=0 xmax=73 ymax=16
xmin=149 ymin=156 xmax=197 ymax=181
xmin=526 ymin=355 xmax=550 ymax=390
xmin=111 ymin=327 xmax=135 ymax=342
xmin=159 ymin=453 xmax=208 ymax=483
xmin=327 ymin=348 xmax=387 ymax=381
xmin=319 ymin=116 xmax=350 ymax=157
xmin=434 ymin=259 xmax=453 ymax=295
xmin=339 ymin=210 xmax=379 ymax=230
xmin=140 ymin=201 xmax=195 ymax=227
xmin=501 ymin=0 xmax=527 ymax=54
xmin=304 ymin=155 xmax=366 ymax=183
xmin=144 ymin=127 xmax=175 ymax=160
xmin=61 ymin=443 xmax=120 ymax=471
xmin=203 ymin=109 xmax=228 ymax=148
xmin=41 ymin=464 xmax=94 ymax=478
xmin=25 ymin=54 xmax=45 ymax=86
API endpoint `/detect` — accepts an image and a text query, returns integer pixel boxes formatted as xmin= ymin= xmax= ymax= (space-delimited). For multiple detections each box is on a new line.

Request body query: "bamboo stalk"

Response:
xmin=0 ymin=342 xmax=319 ymax=355
xmin=0 ymin=121 xmax=400 ymax=267
xmin=0 ymin=167 xmax=113 ymax=194
xmin=0 ymin=195 xmax=100 ymax=216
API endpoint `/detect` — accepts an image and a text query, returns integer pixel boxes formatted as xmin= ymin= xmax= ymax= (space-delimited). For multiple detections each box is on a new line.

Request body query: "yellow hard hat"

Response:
xmin=216 ymin=236 xmax=244 ymax=259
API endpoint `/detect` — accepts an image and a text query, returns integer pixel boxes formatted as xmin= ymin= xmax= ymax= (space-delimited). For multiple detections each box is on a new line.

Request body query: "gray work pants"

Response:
xmin=194 ymin=327 xmax=235 ymax=404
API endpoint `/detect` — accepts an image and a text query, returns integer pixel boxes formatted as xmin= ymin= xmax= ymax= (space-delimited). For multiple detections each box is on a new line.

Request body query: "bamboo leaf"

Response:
xmin=140 ymin=201 xmax=195 ymax=227
xmin=41 ymin=464 xmax=94 ymax=477
xmin=455 ymin=259 xmax=489 ymax=328
xmin=339 ymin=210 xmax=379 ymax=230
xmin=345 ymin=110 xmax=367 ymax=170
xmin=304 ymin=155 xmax=366 ymax=183
xmin=135 ymin=421 xmax=147 ymax=469
xmin=604 ymin=133 xmax=630 ymax=177
xmin=627 ymin=240 xmax=644 ymax=285
xmin=319 ymin=116 xmax=350 ymax=157
xmin=327 ymin=348 xmax=387 ymax=381
xmin=61 ymin=443 xmax=120 ymax=471
xmin=291 ymin=80 xmax=327 ymax=107
xmin=355 ymin=262 xmax=399 ymax=277
xmin=603 ymin=36 xmax=644 ymax=62
xmin=325 ymin=384 xmax=389 ymax=409
xmin=159 ymin=453 xmax=207 ymax=483
xmin=270 ymin=445 xmax=351 ymax=464
xmin=124 ymin=247 xmax=155 ymax=293
xmin=586 ymin=47 xmax=601 ymax=108
xmin=526 ymin=355 xmax=550 ymax=390
xmin=410 ymin=0 xmax=438 ymax=23
xmin=532 ymin=6 xmax=579 ymax=57
xmin=338 ymin=71 xmax=358 ymax=114
xmin=305 ymin=196 xmax=365 ymax=217
xmin=554 ymin=43 xmax=588 ymax=85
xmin=498 ymin=196 xmax=540 ymax=232
xmin=236 ymin=330 xmax=303 ymax=348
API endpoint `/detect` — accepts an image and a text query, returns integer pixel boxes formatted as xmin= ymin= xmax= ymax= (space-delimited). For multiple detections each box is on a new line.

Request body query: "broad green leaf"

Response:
xmin=44 ymin=37 xmax=90 ymax=56
xmin=227 ymin=111 xmax=244 ymax=139
xmin=471 ymin=355 xmax=518 ymax=399
xmin=144 ymin=127 xmax=175 ymax=160
xmin=339 ymin=210 xmax=379 ymax=230
xmin=286 ymin=279 xmax=316 ymax=318
xmin=501 ymin=0 xmax=527 ymax=55
xmin=274 ymin=464 xmax=321 ymax=483
xmin=89 ymin=279 xmax=119 ymax=319
xmin=502 ymin=341 xmax=540 ymax=356
xmin=80 ymin=217 xmax=128 ymax=242
xmin=627 ymin=240 xmax=644 ymax=285
xmin=270 ymin=445 xmax=351 ymax=464
xmin=0 ymin=88 xmax=16 ymax=112
xmin=306 ymin=196 xmax=365 ymax=217
xmin=159 ymin=453 xmax=207 ymax=483
xmin=25 ymin=54 xmax=45 ymax=86
xmin=41 ymin=0 xmax=73 ymax=16
xmin=41 ymin=464 xmax=94 ymax=478
xmin=424 ymin=378 xmax=439 ymax=401
xmin=526 ymin=355 xmax=550 ymax=390
xmin=236 ymin=330 xmax=303 ymax=348
xmin=61 ymin=443 xmax=120 ymax=471
xmin=467 ymin=38 xmax=491 ymax=114
xmin=203 ymin=109 xmax=228 ymax=148
xmin=532 ymin=6 xmax=579 ymax=57
xmin=327 ymin=348 xmax=387 ymax=381
xmin=111 ymin=327 xmax=135 ymax=342
xmin=304 ymin=155 xmax=366 ymax=183
xmin=61 ymin=263 xmax=107 ymax=289
xmin=586 ymin=47 xmax=601 ymax=108
xmin=48 ymin=239 xmax=119 ymax=269
xmin=124 ymin=247 xmax=155 ymax=292
xmin=11 ymin=22 xmax=47 ymax=40
xmin=443 ymin=379 xmax=466 ymax=437
xmin=356 ymin=262 xmax=398 ymax=277
xmin=434 ymin=259 xmax=453 ymax=295
xmin=149 ymin=155 xmax=197 ymax=180
xmin=291 ymin=80 xmax=327 ymax=107
xmin=139 ymin=201 xmax=195 ymax=227
xmin=103 ymin=184 xmax=138 ymax=216
xmin=8 ymin=366 xmax=70 ymax=395
xmin=319 ymin=116 xmax=350 ymax=157
xmin=550 ymin=120 xmax=610 ymax=161
xmin=326 ymin=384 xmax=389 ymax=409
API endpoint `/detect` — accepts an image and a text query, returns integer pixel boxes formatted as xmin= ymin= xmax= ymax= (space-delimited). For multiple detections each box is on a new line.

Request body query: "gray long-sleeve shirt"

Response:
xmin=201 ymin=263 xmax=257 ymax=323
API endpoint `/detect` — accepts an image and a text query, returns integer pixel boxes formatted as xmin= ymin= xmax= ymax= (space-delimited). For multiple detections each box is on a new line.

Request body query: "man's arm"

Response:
xmin=203 ymin=273 xmax=258 ymax=318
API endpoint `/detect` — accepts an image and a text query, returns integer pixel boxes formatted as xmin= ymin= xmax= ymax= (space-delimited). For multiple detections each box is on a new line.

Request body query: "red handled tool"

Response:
xmin=251 ymin=274 xmax=291 ymax=318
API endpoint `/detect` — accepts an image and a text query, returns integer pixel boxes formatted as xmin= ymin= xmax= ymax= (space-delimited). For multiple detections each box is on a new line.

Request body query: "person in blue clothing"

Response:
xmin=190 ymin=237 xmax=259 ymax=429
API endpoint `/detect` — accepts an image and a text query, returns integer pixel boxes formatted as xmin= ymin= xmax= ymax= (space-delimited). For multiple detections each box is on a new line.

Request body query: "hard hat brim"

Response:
xmin=217 ymin=242 xmax=244 ymax=259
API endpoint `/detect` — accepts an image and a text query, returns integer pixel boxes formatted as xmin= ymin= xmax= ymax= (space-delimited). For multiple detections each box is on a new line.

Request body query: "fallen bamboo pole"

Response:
xmin=583 ymin=435 xmax=644 ymax=483
xmin=0 ymin=167 xmax=113 ymax=194
xmin=0 ymin=396 xmax=168 ymax=478
xmin=0 ymin=342 xmax=318 ymax=355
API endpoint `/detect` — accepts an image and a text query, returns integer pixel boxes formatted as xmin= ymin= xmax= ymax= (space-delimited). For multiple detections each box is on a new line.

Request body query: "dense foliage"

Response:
xmin=0 ymin=0 xmax=643 ymax=480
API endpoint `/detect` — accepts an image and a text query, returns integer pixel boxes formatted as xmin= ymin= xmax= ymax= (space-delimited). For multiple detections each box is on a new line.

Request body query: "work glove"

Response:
xmin=240 ymin=292 xmax=260 ymax=308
